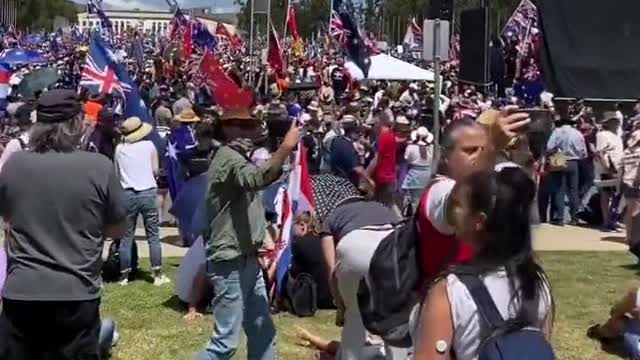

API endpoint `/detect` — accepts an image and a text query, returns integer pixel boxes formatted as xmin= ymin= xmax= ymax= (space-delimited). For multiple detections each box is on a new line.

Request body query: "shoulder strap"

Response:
xmin=457 ymin=274 xmax=505 ymax=331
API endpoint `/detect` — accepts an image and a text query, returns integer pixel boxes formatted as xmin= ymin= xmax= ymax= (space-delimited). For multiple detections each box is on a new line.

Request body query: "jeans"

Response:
xmin=624 ymin=319 xmax=640 ymax=360
xmin=120 ymin=188 xmax=162 ymax=275
xmin=550 ymin=160 xmax=580 ymax=223
xmin=195 ymin=256 xmax=276 ymax=360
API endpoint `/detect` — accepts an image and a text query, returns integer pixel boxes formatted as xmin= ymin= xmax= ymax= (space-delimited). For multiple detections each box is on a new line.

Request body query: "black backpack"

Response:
xmin=458 ymin=274 xmax=556 ymax=360
xmin=357 ymin=216 xmax=421 ymax=348
xmin=102 ymin=240 xmax=139 ymax=282
xmin=287 ymin=272 xmax=318 ymax=318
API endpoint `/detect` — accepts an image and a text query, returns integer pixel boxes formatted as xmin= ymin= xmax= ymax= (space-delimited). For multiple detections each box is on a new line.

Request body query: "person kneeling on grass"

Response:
xmin=588 ymin=287 xmax=640 ymax=360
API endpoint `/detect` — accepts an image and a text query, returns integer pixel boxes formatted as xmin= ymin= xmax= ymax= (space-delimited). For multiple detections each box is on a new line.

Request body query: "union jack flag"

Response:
xmin=330 ymin=11 xmax=349 ymax=45
xmin=80 ymin=44 xmax=132 ymax=96
xmin=502 ymin=0 xmax=538 ymax=41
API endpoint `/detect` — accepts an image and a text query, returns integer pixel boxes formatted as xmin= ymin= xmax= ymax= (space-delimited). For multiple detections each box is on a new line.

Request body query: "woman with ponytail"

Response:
xmin=402 ymin=126 xmax=434 ymax=211
xmin=414 ymin=165 xmax=554 ymax=360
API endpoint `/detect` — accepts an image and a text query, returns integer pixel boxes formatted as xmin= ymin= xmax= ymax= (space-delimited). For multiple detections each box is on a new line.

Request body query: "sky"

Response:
xmin=71 ymin=0 xmax=238 ymax=12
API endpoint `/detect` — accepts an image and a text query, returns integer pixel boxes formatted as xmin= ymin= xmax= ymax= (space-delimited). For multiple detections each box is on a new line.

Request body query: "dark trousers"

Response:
xmin=551 ymin=160 xmax=580 ymax=223
xmin=0 ymin=299 xmax=101 ymax=360
xmin=579 ymin=158 xmax=595 ymax=200
xmin=538 ymin=173 xmax=553 ymax=223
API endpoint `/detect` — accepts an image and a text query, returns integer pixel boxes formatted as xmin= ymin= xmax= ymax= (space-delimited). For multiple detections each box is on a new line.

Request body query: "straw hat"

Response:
xmin=220 ymin=108 xmax=257 ymax=122
xmin=121 ymin=117 xmax=153 ymax=143
xmin=175 ymin=109 xmax=201 ymax=123
xmin=411 ymin=126 xmax=434 ymax=146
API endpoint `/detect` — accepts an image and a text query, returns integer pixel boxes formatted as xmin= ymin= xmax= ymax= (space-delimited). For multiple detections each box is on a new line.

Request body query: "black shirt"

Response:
xmin=291 ymin=234 xmax=334 ymax=309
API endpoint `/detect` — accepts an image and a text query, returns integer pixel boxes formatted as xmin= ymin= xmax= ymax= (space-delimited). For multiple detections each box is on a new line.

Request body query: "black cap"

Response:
xmin=36 ymin=89 xmax=82 ymax=124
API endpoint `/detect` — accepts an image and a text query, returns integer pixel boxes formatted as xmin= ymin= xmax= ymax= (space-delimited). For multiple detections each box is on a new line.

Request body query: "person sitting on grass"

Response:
xmin=588 ymin=287 xmax=640 ymax=360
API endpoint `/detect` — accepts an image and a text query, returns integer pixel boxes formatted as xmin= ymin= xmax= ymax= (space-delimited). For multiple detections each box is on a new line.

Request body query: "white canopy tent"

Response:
xmin=345 ymin=53 xmax=435 ymax=81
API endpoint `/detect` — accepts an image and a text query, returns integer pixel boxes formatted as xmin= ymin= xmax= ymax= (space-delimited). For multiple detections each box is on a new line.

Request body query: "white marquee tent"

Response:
xmin=345 ymin=53 xmax=435 ymax=81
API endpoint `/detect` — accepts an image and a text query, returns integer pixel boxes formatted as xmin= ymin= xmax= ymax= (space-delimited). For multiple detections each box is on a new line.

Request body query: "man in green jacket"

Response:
xmin=196 ymin=108 xmax=299 ymax=360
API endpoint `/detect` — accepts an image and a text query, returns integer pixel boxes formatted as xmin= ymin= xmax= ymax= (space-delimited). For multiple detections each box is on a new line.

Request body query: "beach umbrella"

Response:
xmin=0 ymin=48 xmax=47 ymax=66
xmin=16 ymin=67 xmax=61 ymax=97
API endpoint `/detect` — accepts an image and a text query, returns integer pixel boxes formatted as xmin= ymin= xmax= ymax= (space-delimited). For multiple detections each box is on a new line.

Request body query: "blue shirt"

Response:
xmin=329 ymin=136 xmax=359 ymax=185
xmin=546 ymin=125 xmax=587 ymax=160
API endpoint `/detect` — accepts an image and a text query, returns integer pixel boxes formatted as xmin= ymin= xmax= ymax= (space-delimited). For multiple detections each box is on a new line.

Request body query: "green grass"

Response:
xmin=103 ymin=252 xmax=640 ymax=359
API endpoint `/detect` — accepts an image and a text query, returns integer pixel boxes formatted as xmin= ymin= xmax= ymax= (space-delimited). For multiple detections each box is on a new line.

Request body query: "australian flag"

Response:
xmin=332 ymin=0 xmax=371 ymax=78
xmin=80 ymin=35 xmax=161 ymax=147
xmin=87 ymin=0 xmax=113 ymax=35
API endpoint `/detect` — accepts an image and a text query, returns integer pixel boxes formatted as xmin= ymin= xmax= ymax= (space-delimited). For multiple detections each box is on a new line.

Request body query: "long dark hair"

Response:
xmin=451 ymin=166 xmax=553 ymax=327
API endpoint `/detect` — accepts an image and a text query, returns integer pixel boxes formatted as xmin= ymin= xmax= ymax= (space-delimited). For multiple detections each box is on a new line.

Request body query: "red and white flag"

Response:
xmin=274 ymin=144 xmax=316 ymax=292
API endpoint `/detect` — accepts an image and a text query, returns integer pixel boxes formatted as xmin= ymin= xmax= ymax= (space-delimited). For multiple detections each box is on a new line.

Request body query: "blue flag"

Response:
xmin=81 ymin=35 xmax=161 ymax=148
xmin=193 ymin=21 xmax=217 ymax=50
xmin=87 ymin=0 xmax=113 ymax=36
xmin=166 ymin=125 xmax=198 ymax=201
xmin=332 ymin=0 xmax=370 ymax=77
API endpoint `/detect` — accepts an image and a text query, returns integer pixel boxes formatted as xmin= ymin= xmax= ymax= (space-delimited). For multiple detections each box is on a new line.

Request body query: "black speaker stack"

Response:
xmin=459 ymin=7 xmax=490 ymax=86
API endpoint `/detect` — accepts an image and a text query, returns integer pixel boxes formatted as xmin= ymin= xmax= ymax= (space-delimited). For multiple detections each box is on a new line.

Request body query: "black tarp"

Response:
xmin=538 ymin=0 xmax=640 ymax=99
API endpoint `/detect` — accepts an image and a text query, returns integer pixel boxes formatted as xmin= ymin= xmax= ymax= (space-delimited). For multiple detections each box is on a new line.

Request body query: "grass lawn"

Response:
xmin=102 ymin=252 xmax=640 ymax=360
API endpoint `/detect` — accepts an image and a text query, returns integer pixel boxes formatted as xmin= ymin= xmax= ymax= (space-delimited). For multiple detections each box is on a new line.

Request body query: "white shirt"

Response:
xmin=114 ymin=140 xmax=158 ymax=191
xmin=595 ymin=130 xmax=624 ymax=177
xmin=404 ymin=144 xmax=433 ymax=167
xmin=446 ymin=270 xmax=552 ymax=360
xmin=0 ymin=133 xmax=28 ymax=173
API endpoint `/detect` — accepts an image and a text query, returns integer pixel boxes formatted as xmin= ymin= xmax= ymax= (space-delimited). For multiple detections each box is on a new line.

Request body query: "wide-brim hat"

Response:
xmin=411 ymin=126 xmax=434 ymax=145
xmin=122 ymin=117 xmax=153 ymax=143
xmin=220 ymin=108 xmax=257 ymax=123
xmin=175 ymin=109 xmax=201 ymax=123
xmin=601 ymin=111 xmax=620 ymax=124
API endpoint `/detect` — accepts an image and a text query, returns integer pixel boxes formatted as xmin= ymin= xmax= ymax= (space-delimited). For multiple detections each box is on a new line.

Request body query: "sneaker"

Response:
xmin=119 ymin=278 xmax=129 ymax=286
xmin=153 ymin=274 xmax=171 ymax=286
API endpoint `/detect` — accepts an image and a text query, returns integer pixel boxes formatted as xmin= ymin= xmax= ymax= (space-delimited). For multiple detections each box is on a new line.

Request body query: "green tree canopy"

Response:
xmin=17 ymin=0 xmax=78 ymax=31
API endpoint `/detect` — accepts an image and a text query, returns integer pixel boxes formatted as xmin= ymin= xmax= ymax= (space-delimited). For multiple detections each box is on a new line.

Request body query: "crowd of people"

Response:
xmin=0 ymin=18 xmax=640 ymax=360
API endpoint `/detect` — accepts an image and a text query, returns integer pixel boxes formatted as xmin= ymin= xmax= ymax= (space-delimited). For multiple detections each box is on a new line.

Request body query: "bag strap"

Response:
xmin=457 ymin=274 xmax=505 ymax=332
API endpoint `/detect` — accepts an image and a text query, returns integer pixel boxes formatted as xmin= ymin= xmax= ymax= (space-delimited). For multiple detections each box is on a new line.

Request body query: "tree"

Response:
xmin=17 ymin=0 xmax=78 ymax=31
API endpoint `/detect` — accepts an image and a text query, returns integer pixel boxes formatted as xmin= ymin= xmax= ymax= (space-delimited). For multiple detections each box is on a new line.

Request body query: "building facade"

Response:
xmin=76 ymin=9 xmax=238 ymax=35
xmin=0 ymin=0 xmax=17 ymax=28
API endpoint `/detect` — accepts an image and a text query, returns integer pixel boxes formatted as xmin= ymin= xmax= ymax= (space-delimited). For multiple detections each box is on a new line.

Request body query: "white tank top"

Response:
xmin=446 ymin=270 xmax=552 ymax=360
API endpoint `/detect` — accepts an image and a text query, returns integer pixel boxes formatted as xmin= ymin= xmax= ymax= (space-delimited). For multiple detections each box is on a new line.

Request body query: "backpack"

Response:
xmin=457 ymin=274 xmax=556 ymax=360
xmin=287 ymin=272 xmax=318 ymax=317
xmin=102 ymin=240 xmax=139 ymax=283
xmin=357 ymin=216 xmax=421 ymax=348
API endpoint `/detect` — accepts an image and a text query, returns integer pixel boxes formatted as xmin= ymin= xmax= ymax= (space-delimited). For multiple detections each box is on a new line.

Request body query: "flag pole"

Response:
xmin=328 ymin=0 xmax=334 ymax=46
xmin=283 ymin=0 xmax=290 ymax=44
xmin=264 ymin=0 xmax=272 ymax=95
xmin=249 ymin=0 xmax=255 ymax=86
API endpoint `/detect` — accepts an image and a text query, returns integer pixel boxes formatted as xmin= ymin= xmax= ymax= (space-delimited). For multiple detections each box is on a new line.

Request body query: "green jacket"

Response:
xmin=205 ymin=145 xmax=281 ymax=263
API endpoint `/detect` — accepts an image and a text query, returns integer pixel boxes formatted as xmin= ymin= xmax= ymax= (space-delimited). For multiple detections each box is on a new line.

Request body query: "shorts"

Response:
xmin=0 ymin=299 xmax=101 ymax=359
